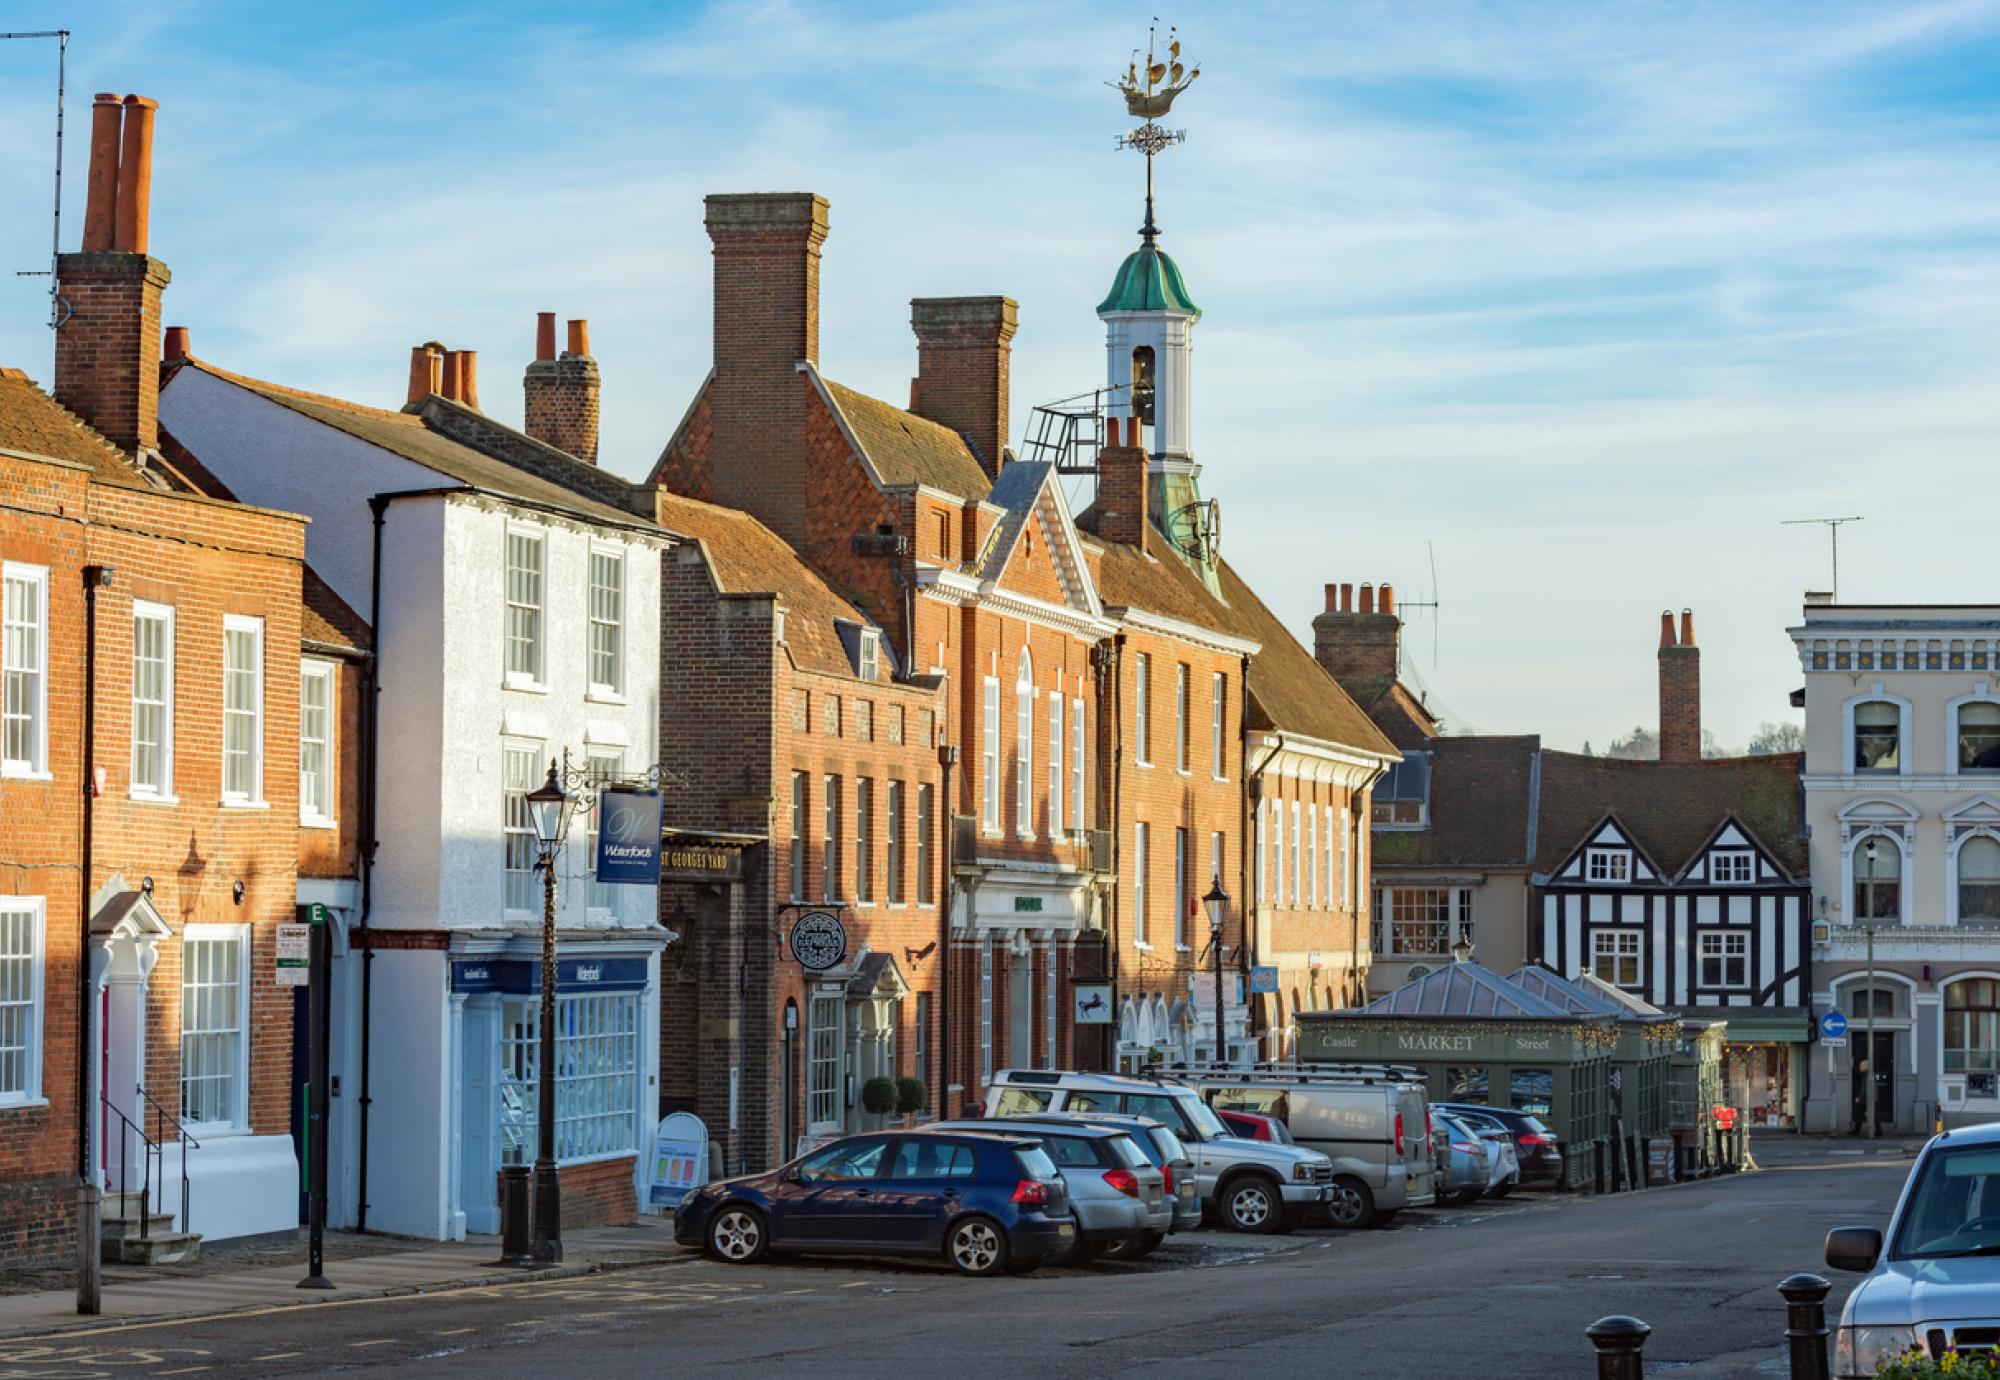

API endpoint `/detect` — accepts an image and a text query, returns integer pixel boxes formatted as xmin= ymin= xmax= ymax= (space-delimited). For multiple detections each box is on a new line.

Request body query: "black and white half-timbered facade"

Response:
xmin=1527 ymin=751 xmax=1812 ymax=1127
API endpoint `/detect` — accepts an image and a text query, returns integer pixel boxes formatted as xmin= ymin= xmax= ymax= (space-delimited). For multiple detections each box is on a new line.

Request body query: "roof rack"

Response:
xmin=1143 ymin=1060 xmax=1429 ymax=1086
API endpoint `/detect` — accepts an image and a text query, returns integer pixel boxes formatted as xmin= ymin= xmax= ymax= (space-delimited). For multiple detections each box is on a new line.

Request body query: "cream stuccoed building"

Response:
xmin=1792 ymin=595 xmax=2000 ymax=1133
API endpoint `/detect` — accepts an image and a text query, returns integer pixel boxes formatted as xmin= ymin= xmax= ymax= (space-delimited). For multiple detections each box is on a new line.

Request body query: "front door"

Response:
xmin=1851 ymin=1032 xmax=1896 ymax=1133
xmin=1009 ymin=950 xmax=1033 ymax=1070
xmin=771 ymin=1138 xmax=887 ymax=1244
xmin=874 ymin=1138 xmax=971 ymax=1246
xmin=460 ymin=1003 xmax=499 ymax=1234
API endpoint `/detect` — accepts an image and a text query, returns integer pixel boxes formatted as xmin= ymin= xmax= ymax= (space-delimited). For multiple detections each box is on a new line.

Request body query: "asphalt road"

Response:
xmin=0 ymin=1141 xmax=1913 ymax=1380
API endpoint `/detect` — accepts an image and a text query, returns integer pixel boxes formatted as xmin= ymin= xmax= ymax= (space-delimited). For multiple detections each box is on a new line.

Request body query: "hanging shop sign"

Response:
xmin=647 ymin=1112 xmax=710 ymax=1209
xmin=789 ymin=911 xmax=849 ymax=972
xmin=596 ymin=788 xmax=663 ymax=886
xmin=1073 ymin=982 xmax=1114 ymax=1025
xmin=1249 ymin=966 xmax=1279 ymax=995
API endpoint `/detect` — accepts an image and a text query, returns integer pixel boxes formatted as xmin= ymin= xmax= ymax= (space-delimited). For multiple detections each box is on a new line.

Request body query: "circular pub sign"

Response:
xmin=789 ymin=911 xmax=848 ymax=972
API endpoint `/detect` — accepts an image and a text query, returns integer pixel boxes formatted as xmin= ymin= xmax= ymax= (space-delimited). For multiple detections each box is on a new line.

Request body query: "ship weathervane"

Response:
xmin=1110 ymin=22 xmax=1199 ymax=247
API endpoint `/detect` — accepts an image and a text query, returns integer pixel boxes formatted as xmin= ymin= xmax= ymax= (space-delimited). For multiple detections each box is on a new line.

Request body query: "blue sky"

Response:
xmin=4 ymin=1 xmax=1999 ymax=752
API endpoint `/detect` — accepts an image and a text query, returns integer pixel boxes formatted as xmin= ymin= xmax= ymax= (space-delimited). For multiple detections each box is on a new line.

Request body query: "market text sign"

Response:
xmin=596 ymin=788 xmax=663 ymax=885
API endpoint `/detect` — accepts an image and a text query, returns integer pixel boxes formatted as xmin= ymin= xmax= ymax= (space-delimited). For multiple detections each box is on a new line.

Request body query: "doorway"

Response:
xmin=1009 ymin=948 xmax=1033 ymax=1070
xmin=1850 ymin=1032 xmax=1896 ymax=1134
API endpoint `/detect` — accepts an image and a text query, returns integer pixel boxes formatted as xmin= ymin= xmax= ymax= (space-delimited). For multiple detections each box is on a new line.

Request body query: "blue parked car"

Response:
xmin=673 ymin=1131 xmax=1076 ymax=1276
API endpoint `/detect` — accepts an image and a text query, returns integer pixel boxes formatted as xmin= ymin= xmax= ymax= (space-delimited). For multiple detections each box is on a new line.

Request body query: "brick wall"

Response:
xmin=557 ymin=1155 xmax=638 ymax=1229
xmin=1659 ymin=611 xmax=1701 ymax=764
xmin=522 ymin=356 xmax=601 ymax=465
xmin=53 ymin=251 xmax=168 ymax=456
xmin=910 ymin=296 xmax=1016 ymax=475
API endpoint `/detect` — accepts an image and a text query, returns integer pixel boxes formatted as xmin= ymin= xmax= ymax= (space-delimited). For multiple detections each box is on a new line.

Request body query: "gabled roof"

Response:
xmin=1342 ymin=676 xmax=1442 ymax=749
xmin=1356 ymin=959 xmax=1576 ymax=1019
xmin=816 ymin=376 xmax=993 ymax=500
xmin=1532 ymin=751 xmax=1807 ymax=879
xmin=0 ymin=368 xmax=155 ymax=488
xmin=1371 ymin=734 xmax=1541 ymax=871
xmin=1543 ymin=814 xmax=1671 ymax=887
xmin=1081 ymin=514 xmax=1394 ymax=757
xmin=302 ymin=567 xmax=371 ymax=654
xmin=166 ymin=359 xmax=651 ymax=528
xmin=975 ymin=460 xmax=1101 ymax=617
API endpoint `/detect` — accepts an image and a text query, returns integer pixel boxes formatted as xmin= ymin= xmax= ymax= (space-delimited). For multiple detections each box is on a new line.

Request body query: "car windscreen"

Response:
xmin=1107 ymin=1134 xmax=1152 ymax=1170
xmin=1013 ymin=1146 xmax=1060 ymax=1180
xmin=1892 ymin=1147 xmax=2000 ymax=1259
xmin=1176 ymin=1094 xmax=1231 ymax=1141
xmin=1037 ymin=1134 xmax=1103 ymax=1168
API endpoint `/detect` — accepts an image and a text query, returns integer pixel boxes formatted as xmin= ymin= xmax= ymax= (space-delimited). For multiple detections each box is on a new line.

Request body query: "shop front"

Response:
xmin=1711 ymin=1013 xmax=1812 ymax=1130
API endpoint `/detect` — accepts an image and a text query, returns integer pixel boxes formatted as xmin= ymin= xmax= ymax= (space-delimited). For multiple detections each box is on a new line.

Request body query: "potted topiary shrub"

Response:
xmin=861 ymin=1076 xmax=898 ymax=1121
xmin=895 ymin=1076 xmax=927 ymax=1126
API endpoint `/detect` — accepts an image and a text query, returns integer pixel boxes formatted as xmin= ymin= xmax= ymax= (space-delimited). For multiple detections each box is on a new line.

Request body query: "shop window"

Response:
xmin=1960 ymin=703 xmax=2000 ymax=771
xmin=1510 ymin=1068 xmax=1554 ymax=1116
xmin=1853 ymin=701 xmax=1901 ymax=771
xmin=1852 ymin=836 xmax=1900 ymax=921
xmin=1445 ymin=1066 xmax=1489 ymax=1104
xmin=1698 ymin=932 xmax=1749 ymax=988
xmin=1947 ymin=979 xmax=2000 ymax=1098
xmin=806 ymin=993 xmax=843 ymax=1133
xmin=1961 ymin=837 xmax=2000 ymax=924
xmin=499 ymin=992 xmax=638 ymax=1163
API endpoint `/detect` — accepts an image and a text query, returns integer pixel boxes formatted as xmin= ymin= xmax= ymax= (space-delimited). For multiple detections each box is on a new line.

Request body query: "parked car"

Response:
xmin=1825 ymin=1122 xmax=2000 ymax=1376
xmin=926 ymin=1120 xmax=1171 ymax=1264
xmin=1431 ymin=1110 xmax=1494 ymax=1206
xmin=984 ymin=1069 xmax=1335 ymax=1234
xmin=1476 ymin=1124 xmax=1522 ymax=1198
xmin=672 ymin=1130 xmax=1075 ymax=1277
xmin=993 ymin=1110 xmax=1202 ymax=1241
xmin=1218 ymin=1109 xmax=1295 ymax=1144
xmin=1433 ymin=1103 xmax=1563 ymax=1188
xmin=1165 ymin=1065 xmax=1437 ymax=1228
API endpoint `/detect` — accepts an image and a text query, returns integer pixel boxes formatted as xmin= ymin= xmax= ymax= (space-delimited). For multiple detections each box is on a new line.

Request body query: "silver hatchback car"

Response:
xmin=1826 ymin=1122 xmax=2000 ymax=1375
xmin=995 ymin=1110 xmax=1201 ymax=1243
xmin=930 ymin=1120 xmax=1171 ymax=1264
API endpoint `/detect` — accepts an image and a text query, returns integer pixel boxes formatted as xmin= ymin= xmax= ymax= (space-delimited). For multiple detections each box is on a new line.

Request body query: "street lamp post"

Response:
xmin=1863 ymin=839 xmax=1880 ymax=1141
xmin=1203 ymin=879 xmax=1230 ymax=1067
xmin=525 ymin=762 xmax=576 ymax=1264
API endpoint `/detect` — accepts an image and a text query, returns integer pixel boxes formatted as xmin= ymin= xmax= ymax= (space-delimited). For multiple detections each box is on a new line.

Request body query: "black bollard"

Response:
xmin=498 ymin=1164 xmax=534 ymax=1267
xmin=1778 ymin=1273 xmax=1832 ymax=1380
xmin=1594 ymin=1140 xmax=1607 ymax=1194
xmin=1586 ymin=1315 xmax=1652 ymax=1380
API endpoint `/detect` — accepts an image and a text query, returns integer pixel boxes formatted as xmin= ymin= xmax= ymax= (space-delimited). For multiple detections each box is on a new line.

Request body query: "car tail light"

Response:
xmin=1160 ymin=1165 xmax=1174 ymax=1194
xmin=1011 ymin=1179 xmax=1049 ymax=1205
xmin=1103 ymin=1169 xmax=1141 ymax=1198
xmin=1394 ymin=1113 xmax=1405 ymax=1158
xmin=1518 ymin=1133 xmax=1555 ymax=1149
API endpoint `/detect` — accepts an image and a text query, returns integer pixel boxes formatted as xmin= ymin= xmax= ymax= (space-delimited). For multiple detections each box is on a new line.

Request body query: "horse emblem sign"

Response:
xmin=790 ymin=911 xmax=848 ymax=972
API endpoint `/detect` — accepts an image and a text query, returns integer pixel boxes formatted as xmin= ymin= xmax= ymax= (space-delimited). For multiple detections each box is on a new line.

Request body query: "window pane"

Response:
xmin=181 ymin=935 xmax=243 ymax=1125
xmin=506 ymin=533 xmax=543 ymax=679
xmin=589 ymin=550 xmax=623 ymax=692
xmin=1961 ymin=703 xmax=2000 ymax=770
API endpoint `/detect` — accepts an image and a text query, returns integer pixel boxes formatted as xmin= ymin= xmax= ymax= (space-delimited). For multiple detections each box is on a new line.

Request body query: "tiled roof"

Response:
xmin=819 ymin=378 xmax=993 ymax=499
xmin=1371 ymin=735 xmax=1541 ymax=871
xmin=171 ymin=360 xmax=650 ymax=528
xmin=1083 ymin=515 xmax=1395 ymax=757
xmin=1353 ymin=960 xmax=1576 ymax=1019
xmin=1342 ymin=676 xmax=1440 ymax=748
xmin=1531 ymin=750 xmax=1807 ymax=880
xmin=652 ymin=489 xmax=868 ymax=680
xmin=302 ymin=566 xmax=371 ymax=652
xmin=0 ymin=368 xmax=153 ymax=488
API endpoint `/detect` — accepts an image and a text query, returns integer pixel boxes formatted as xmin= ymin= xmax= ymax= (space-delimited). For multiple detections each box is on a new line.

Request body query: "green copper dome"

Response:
xmin=1097 ymin=245 xmax=1200 ymax=317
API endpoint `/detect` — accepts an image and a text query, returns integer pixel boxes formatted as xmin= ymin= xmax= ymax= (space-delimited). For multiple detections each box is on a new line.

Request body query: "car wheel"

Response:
xmin=945 ymin=1215 xmax=1011 ymax=1277
xmin=706 ymin=1204 xmax=769 ymax=1264
xmin=1325 ymin=1176 xmax=1377 ymax=1230
xmin=1220 ymin=1175 xmax=1286 ymax=1234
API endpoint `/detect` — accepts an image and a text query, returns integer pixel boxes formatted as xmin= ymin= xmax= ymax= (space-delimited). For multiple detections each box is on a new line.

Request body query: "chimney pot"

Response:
xmin=565 ymin=319 xmax=589 ymax=357
xmin=407 ymin=345 xmax=438 ymax=404
xmin=1341 ymin=582 xmax=1354 ymax=613
xmin=1324 ymin=582 xmax=1338 ymax=614
xmin=439 ymin=350 xmax=465 ymax=403
xmin=523 ymin=320 xmax=602 ymax=463
xmin=113 ymin=94 xmax=159 ymax=254
xmin=1359 ymin=583 xmax=1375 ymax=615
xmin=163 ymin=326 xmax=190 ymax=360
xmin=1659 ymin=610 xmax=1677 ymax=647
xmin=82 ymin=94 xmax=123 ymax=252
xmin=1680 ymin=608 xmax=1695 ymax=647
xmin=1380 ymin=583 xmax=1395 ymax=615
xmin=535 ymin=312 xmax=556 ymax=362
xmin=457 ymin=350 xmax=480 ymax=410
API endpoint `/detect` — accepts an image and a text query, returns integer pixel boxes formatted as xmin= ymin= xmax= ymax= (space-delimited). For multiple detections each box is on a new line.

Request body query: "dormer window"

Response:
xmin=1710 ymin=850 xmax=1754 ymax=885
xmin=1853 ymin=701 xmax=1901 ymax=771
xmin=1586 ymin=848 xmax=1631 ymax=884
xmin=1130 ymin=346 xmax=1156 ymax=427
xmin=1371 ymin=751 xmax=1430 ymax=828
xmin=859 ymin=631 xmax=880 ymax=683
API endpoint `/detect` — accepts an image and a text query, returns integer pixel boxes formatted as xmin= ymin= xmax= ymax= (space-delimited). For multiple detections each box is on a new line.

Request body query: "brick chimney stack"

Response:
xmin=55 ymin=92 xmax=170 ymax=457
xmin=1659 ymin=607 xmax=1702 ymax=763
xmin=1312 ymin=579 xmax=1402 ymax=682
xmin=702 ymin=192 xmax=830 ymax=544
xmin=1096 ymin=416 xmax=1149 ymax=546
xmin=523 ymin=313 xmax=601 ymax=463
xmin=909 ymin=296 xmax=1017 ymax=478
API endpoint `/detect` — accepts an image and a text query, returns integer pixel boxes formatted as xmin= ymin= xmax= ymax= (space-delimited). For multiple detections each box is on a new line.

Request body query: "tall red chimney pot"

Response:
xmin=1381 ymin=583 xmax=1395 ymax=615
xmin=163 ymin=326 xmax=190 ymax=360
xmin=1659 ymin=610 xmax=1677 ymax=647
xmin=82 ymin=95 xmax=123 ymax=252
xmin=113 ymin=95 xmax=158 ymax=254
xmin=535 ymin=312 xmax=557 ymax=362
xmin=566 ymin=319 xmax=589 ymax=357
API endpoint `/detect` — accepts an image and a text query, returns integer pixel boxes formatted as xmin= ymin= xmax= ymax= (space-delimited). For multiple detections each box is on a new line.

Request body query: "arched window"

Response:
xmin=1961 ymin=704 xmax=2000 ymax=772
xmin=1853 ymin=834 xmax=1901 ymax=921
xmin=1130 ymin=346 xmax=1156 ymax=427
xmin=1962 ymin=838 xmax=2000 ymax=924
xmin=1854 ymin=702 xmax=1901 ymax=771
xmin=1946 ymin=979 xmax=2000 ymax=1097
xmin=1014 ymin=648 xmax=1034 ymax=835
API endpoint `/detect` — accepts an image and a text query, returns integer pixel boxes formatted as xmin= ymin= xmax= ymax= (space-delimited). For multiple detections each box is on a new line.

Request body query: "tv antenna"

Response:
xmin=1780 ymin=516 xmax=1863 ymax=601
xmin=3 ymin=29 xmax=70 ymax=328
xmin=1395 ymin=541 xmax=1443 ymax=671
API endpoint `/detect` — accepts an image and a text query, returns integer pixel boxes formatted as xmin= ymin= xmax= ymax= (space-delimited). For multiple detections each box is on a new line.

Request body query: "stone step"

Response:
xmin=102 ymin=1229 xmax=202 ymax=1267
xmin=102 ymin=1211 xmax=179 ymax=1240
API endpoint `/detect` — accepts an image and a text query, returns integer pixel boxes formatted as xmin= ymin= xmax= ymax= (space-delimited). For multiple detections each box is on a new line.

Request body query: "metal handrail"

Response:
xmin=136 ymin=1083 xmax=200 ymax=1238
xmin=103 ymin=1085 xmax=200 ymax=1239
xmin=101 ymin=1096 xmax=152 ymax=1239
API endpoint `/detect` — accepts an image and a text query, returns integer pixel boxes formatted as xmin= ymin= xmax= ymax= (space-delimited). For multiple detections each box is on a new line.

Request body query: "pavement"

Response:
xmin=0 ymin=1136 xmax=1921 ymax=1377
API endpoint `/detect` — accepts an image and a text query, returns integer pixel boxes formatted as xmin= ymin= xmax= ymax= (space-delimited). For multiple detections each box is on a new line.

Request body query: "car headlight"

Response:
xmin=1293 ymin=1162 xmax=1314 ymax=1181
xmin=1835 ymin=1326 xmax=1921 ymax=1379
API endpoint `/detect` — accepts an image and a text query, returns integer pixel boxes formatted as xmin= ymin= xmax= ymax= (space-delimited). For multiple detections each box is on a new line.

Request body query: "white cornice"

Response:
xmin=1250 ymin=732 xmax=1399 ymax=780
xmin=1108 ymin=604 xmax=1260 ymax=658
xmin=916 ymin=567 xmax=1117 ymax=640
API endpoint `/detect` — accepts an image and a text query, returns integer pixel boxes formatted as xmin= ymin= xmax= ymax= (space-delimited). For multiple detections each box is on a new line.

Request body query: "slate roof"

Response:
xmin=170 ymin=360 xmax=651 ymax=528
xmin=0 ymin=368 xmax=153 ymax=488
xmin=820 ymin=378 xmax=993 ymax=499
xmin=1531 ymin=750 xmax=1807 ymax=880
xmin=975 ymin=460 xmax=1054 ymax=582
xmin=1082 ymin=515 xmax=1395 ymax=757
xmin=1371 ymin=734 xmax=1542 ymax=871
xmin=302 ymin=567 xmax=371 ymax=653
xmin=1342 ymin=676 xmax=1441 ymax=748
xmin=652 ymin=489 xmax=870 ymax=681
xmin=1353 ymin=960 xmax=1576 ymax=1019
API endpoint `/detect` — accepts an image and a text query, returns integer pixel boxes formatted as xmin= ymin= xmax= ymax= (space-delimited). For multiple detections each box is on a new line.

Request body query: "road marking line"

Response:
xmin=576 ymin=1311 xmax=622 ymax=1318
xmin=350 ymin=1339 xmax=399 ymax=1347
xmin=783 ymin=1288 xmax=817 ymax=1294
xmin=506 ymin=1320 xmax=544 ymax=1328
xmin=255 ymin=1352 xmax=305 ymax=1360
xmin=155 ymin=1369 xmax=212 ymax=1376
xmin=433 ymin=1328 xmax=475 ymax=1336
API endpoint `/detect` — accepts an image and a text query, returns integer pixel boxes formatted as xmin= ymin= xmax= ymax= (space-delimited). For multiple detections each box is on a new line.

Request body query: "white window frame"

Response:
xmin=1174 ymin=826 xmax=1189 ymax=950
xmin=499 ymin=991 xmax=640 ymax=1164
xmin=1134 ymin=652 xmax=1151 ymax=766
xmin=1843 ymin=687 xmax=1912 ymax=777
xmin=503 ymin=742 xmax=543 ymax=916
xmin=221 ymin=614 xmax=265 ymax=806
xmin=790 ymin=771 xmax=808 ymax=902
xmin=130 ymin=601 xmax=175 ymax=800
xmin=1175 ymin=662 xmax=1189 ymax=773
xmin=856 ymin=776 xmax=874 ymax=904
xmin=1290 ymin=801 xmax=1302 ymax=906
xmin=1585 ymin=847 xmax=1631 ymax=884
xmin=0 ymin=897 xmax=46 ymax=1107
xmin=1210 ymin=832 xmax=1225 ymax=909
xmin=586 ymin=749 xmax=625 ymax=917
xmin=887 ymin=779 xmax=905 ymax=905
xmin=1340 ymin=807 xmax=1353 ymax=908
xmin=1015 ymin=650 xmax=1034 ymax=837
xmin=1709 ymin=850 xmax=1755 ymax=885
xmin=504 ymin=526 xmax=546 ymax=688
xmin=1950 ymin=830 xmax=2000 ymax=928
xmin=1591 ymin=930 xmax=1642 ymax=988
xmin=823 ymin=774 xmax=841 ymax=903
xmin=807 ymin=991 xmax=844 ymax=1134
xmin=980 ymin=936 xmax=995 ymax=1083
xmin=1069 ymin=696 xmax=1086 ymax=835
xmin=587 ymin=544 xmax=625 ymax=699
xmin=1947 ymin=687 xmax=2000 ymax=777
xmin=859 ymin=631 xmax=880 ymax=683
xmin=298 ymin=660 xmax=336 ymax=827
xmin=1307 ymin=804 xmax=1319 ymax=909
xmin=1044 ymin=943 xmax=1058 ymax=1069
xmin=1133 ymin=822 xmax=1149 ymax=947
xmin=916 ymin=782 xmax=934 ymax=907
xmin=1047 ymin=692 xmax=1064 ymax=838
xmin=1211 ymin=671 xmax=1227 ymax=780
xmin=2 ymin=564 xmax=49 ymax=778
xmin=981 ymin=676 xmax=1001 ymax=832
xmin=1698 ymin=931 xmax=1749 ymax=989
xmin=179 ymin=923 xmax=251 ymax=1132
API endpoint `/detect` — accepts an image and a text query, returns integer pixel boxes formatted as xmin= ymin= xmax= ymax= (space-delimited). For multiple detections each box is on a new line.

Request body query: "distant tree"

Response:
xmin=1606 ymin=726 xmax=1657 ymax=760
xmin=1580 ymin=741 xmax=1594 ymax=757
xmin=1747 ymin=721 xmax=1805 ymax=755
xmin=1701 ymin=729 xmax=1731 ymax=759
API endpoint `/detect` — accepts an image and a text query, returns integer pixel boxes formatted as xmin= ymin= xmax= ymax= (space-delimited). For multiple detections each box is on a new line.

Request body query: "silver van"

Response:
xmin=983 ymin=1069 xmax=1334 ymax=1234
xmin=1162 ymin=1063 xmax=1437 ymax=1228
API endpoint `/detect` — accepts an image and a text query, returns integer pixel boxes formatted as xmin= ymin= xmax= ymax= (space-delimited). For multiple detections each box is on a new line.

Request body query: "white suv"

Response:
xmin=983 ymin=1069 xmax=1335 ymax=1233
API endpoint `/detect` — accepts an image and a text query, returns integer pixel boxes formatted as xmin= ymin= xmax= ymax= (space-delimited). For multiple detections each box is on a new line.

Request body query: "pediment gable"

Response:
xmin=1546 ymin=815 xmax=1667 ymax=885
xmin=1677 ymin=815 xmax=1798 ymax=886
